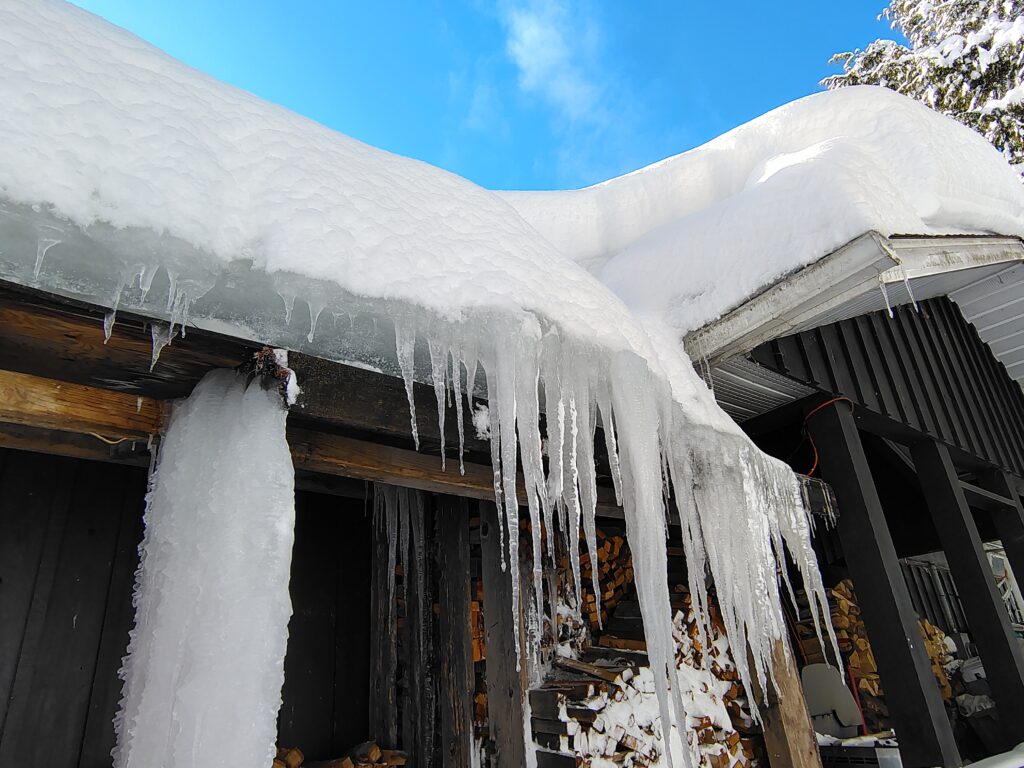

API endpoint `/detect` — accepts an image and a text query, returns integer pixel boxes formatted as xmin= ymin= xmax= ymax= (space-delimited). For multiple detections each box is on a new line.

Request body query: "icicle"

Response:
xmin=513 ymin=340 xmax=547 ymax=640
xmin=574 ymin=374 xmax=602 ymax=627
xmin=451 ymin=353 xmax=466 ymax=475
xmin=879 ymin=278 xmax=894 ymax=318
xmin=32 ymin=235 xmax=61 ymax=280
xmin=596 ymin=384 xmax=623 ymax=505
xmin=149 ymin=322 xmax=174 ymax=370
xmin=394 ymin=320 xmax=420 ymax=451
xmin=563 ymin=393 xmax=584 ymax=615
xmin=903 ymin=270 xmax=920 ymax=311
xmin=281 ymin=293 xmax=296 ymax=325
xmin=113 ymin=370 xmax=294 ymax=767
xmin=487 ymin=337 xmax=526 ymax=670
xmin=308 ymin=304 xmax=325 ymax=343
xmin=427 ymin=338 xmax=448 ymax=470
xmin=542 ymin=365 xmax=565 ymax=567
xmin=104 ymin=310 xmax=117 ymax=343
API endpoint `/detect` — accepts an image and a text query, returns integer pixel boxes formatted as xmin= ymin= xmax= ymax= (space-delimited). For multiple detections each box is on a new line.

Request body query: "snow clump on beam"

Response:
xmin=0 ymin=3 xmax=842 ymax=766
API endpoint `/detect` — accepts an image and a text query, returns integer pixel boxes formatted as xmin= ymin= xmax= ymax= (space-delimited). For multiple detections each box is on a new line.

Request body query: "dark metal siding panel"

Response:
xmin=752 ymin=297 xmax=1024 ymax=476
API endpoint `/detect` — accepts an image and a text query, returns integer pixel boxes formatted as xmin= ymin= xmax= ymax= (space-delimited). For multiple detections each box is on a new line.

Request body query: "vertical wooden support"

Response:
xmin=401 ymin=497 xmax=435 ymax=767
xmin=479 ymin=501 xmax=528 ymax=768
xmin=979 ymin=471 xmax=1024 ymax=597
xmin=437 ymin=496 xmax=475 ymax=768
xmin=369 ymin=502 xmax=398 ymax=747
xmin=751 ymin=641 xmax=823 ymax=768
xmin=806 ymin=403 xmax=960 ymax=768
xmin=912 ymin=440 xmax=1024 ymax=749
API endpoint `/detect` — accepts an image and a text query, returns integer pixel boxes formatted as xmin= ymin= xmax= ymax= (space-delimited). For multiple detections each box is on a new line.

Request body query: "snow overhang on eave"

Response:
xmin=685 ymin=231 xmax=1024 ymax=421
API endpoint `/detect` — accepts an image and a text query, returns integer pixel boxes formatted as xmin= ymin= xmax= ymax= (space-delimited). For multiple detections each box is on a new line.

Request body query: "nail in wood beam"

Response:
xmin=912 ymin=440 xmax=1024 ymax=750
xmin=437 ymin=497 xmax=475 ymax=768
xmin=479 ymin=501 xmax=528 ymax=768
xmin=806 ymin=402 xmax=960 ymax=768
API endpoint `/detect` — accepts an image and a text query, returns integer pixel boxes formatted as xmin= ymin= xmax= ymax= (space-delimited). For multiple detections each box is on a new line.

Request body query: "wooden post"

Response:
xmin=750 ymin=640 xmax=823 ymax=768
xmin=369 ymin=500 xmax=398 ymax=747
xmin=912 ymin=440 xmax=1024 ymax=750
xmin=479 ymin=501 xmax=528 ymax=768
xmin=400 ymin=496 xmax=435 ymax=767
xmin=437 ymin=496 xmax=475 ymax=768
xmin=806 ymin=402 xmax=960 ymax=768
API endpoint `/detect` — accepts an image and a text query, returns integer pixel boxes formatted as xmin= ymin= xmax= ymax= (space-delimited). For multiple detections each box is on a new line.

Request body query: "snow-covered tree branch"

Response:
xmin=824 ymin=1 xmax=1024 ymax=177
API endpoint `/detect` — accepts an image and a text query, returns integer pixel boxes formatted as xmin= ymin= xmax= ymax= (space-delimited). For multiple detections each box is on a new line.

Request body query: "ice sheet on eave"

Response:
xmin=0 ymin=0 xmax=658 ymax=391
xmin=500 ymin=86 xmax=1024 ymax=336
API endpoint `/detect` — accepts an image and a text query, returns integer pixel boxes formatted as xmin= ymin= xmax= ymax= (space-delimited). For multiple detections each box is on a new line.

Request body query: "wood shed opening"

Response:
xmin=277 ymin=488 xmax=374 ymax=762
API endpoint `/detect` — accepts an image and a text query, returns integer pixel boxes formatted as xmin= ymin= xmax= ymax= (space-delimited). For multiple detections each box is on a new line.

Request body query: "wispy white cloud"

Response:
xmin=502 ymin=0 xmax=601 ymax=124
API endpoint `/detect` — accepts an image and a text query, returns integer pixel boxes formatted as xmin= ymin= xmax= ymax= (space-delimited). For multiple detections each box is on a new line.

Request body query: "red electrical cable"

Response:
xmin=802 ymin=397 xmax=854 ymax=477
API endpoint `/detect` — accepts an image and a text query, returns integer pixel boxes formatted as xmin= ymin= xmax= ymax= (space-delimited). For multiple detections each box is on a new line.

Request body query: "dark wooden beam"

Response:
xmin=0 ymin=289 xmax=244 ymax=399
xmin=805 ymin=402 xmax=960 ymax=768
xmin=0 ymin=284 xmax=487 ymax=458
xmin=912 ymin=440 xmax=1024 ymax=750
xmin=750 ymin=641 xmax=822 ymax=768
xmin=479 ymin=501 xmax=528 ymax=768
xmin=436 ymin=497 xmax=475 ymax=768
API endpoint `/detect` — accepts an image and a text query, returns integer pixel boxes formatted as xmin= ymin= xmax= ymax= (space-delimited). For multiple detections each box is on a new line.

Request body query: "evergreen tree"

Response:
xmin=824 ymin=1 xmax=1024 ymax=175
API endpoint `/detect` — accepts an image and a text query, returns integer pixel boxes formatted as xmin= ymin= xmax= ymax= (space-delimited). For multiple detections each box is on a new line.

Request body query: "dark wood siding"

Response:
xmin=752 ymin=297 xmax=1024 ymax=476
xmin=0 ymin=449 xmax=146 ymax=768
xmin=0 ymin=447 xmax=373 ymax=766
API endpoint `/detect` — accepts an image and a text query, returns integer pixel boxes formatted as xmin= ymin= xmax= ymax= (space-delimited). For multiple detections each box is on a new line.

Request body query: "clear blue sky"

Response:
xmin=72 ymin=1 xmax=898 ymax=191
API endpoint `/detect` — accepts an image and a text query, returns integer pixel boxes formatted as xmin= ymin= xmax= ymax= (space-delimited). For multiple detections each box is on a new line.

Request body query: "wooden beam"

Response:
xmin=0 ymin=369 xmax=163 ymax=440
xmin=913 ymin=441 xmax=1024 ymax=750
xmin=0 ymin=289 xmax=244 ymax=399
xmin=805 ymin=401 xmax=960 ymax=768
xmin=288 ymin=427 xmax=507 ymax=502
xmin=437 ymin=497 xmax=475 ymax=768
xmin=480 ymin=501 xmax=528 ymax=768
xmin=750 ymin=641 xmax=822 ymax=768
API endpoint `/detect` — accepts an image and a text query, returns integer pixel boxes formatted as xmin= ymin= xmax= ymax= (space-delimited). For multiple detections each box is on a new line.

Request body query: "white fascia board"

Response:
xmin=881 ymin=236 xmax=1024 ymax=283
xmin=684 ymin=231 xmax=896 ymax=365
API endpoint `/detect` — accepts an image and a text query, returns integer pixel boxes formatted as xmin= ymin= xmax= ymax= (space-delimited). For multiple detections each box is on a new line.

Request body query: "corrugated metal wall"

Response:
xmin=751 ymin=297 xmax=1024 ymax=476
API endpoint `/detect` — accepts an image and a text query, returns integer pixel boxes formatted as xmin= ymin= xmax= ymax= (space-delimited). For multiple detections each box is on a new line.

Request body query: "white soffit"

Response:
xmin=689 ymin=232 xmax=1024 ymax=420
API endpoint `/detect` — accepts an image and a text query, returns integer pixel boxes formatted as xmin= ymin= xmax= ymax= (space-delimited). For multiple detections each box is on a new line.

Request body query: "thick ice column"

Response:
xmin=114 ymin=370 xmax=296 ymax=768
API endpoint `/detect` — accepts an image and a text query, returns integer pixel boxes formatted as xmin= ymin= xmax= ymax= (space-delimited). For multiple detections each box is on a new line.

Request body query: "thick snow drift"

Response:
xmin=17 ymin=3 xmax=1022 ymax=765
xmin=115 ymin=371 xmax=295 ymax=768
xmin=501 ymin=87 xmax=1024 ymax=333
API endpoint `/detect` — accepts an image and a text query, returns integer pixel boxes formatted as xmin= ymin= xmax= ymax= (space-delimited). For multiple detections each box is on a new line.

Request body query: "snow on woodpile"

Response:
xmin=0 ymin=4 xmax=843 ymax=767
xmin=501 ymin=86 xmax=1024 ymax=334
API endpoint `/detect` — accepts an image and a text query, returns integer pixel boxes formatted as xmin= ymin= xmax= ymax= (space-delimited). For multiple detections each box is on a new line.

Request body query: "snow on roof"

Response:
xmin=501 ymin=86 xmax=1024 ymax=334
xmin=0 ymin=0 xmax=647 ymax=354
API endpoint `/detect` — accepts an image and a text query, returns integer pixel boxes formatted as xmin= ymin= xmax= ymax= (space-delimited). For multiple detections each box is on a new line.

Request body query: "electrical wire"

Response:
xmin=802 ymin=396 xmax=854 ymax=477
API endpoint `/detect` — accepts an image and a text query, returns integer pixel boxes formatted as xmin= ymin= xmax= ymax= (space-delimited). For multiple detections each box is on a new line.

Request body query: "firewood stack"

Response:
xmin=791 ymin=578 xmax=890 ymax=731
xmin=919 ymin=617 xmax=955 ymax=700
xmin=534 ymin=586 xmax=762 ymax=768
xmin=792 ymin=578 xmax=958 ymax=734
xmin=274 ymin=742 xmax=408 ymax=768
xmin=578 ymin=529 xmax=634 ymax=630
